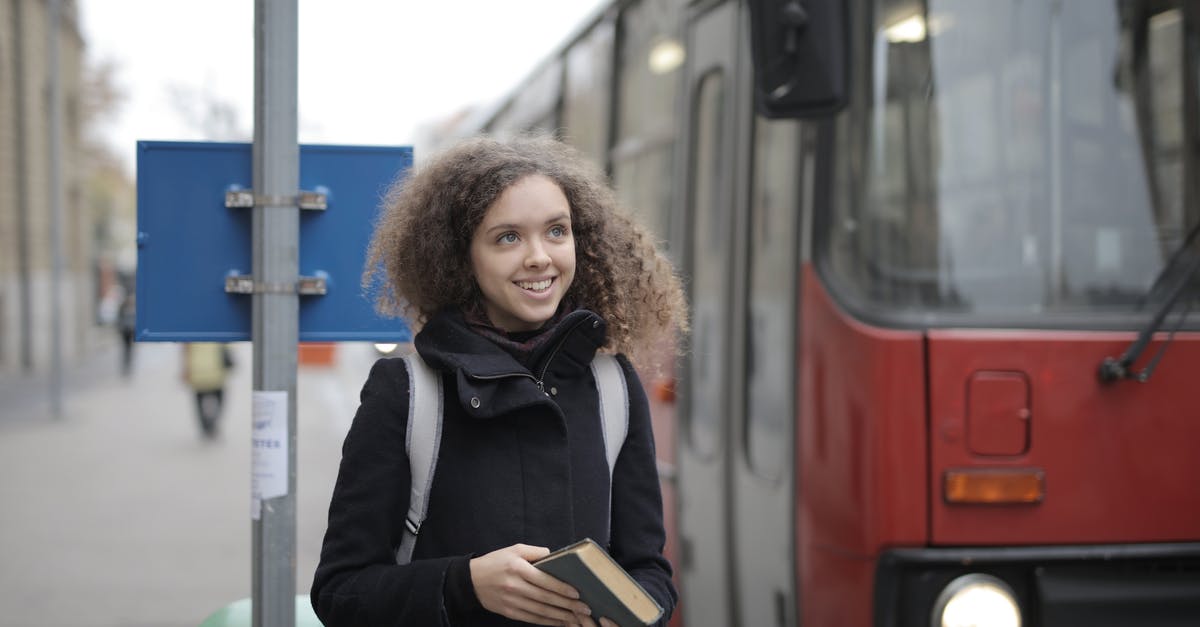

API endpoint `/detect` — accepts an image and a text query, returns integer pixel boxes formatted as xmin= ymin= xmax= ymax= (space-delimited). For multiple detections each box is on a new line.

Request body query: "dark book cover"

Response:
xmin=534 ymin=538 xmax=664 ymax=627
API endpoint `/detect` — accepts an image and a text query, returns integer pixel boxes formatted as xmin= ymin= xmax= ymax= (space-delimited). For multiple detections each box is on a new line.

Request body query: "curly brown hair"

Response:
xmin=363 ymin=134 xmax=688 ymax=361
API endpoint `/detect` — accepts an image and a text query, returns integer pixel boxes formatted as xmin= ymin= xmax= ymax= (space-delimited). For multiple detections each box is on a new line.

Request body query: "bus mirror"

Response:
xmin=747 ymin=0 xmax=848 ymax=118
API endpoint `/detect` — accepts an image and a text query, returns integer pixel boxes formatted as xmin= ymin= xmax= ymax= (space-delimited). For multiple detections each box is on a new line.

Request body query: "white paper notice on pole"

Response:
xmin=251 ymin=390 xmax=289 ymax=520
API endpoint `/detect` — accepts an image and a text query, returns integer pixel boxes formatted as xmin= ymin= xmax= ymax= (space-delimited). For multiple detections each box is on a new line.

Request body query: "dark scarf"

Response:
xmin=462 ymin=302 xmax=576 ymax=368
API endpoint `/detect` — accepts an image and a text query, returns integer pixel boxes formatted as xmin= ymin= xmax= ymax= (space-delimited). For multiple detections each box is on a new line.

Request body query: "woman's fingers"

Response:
xmin=501 ymin=605 xmax=572 ymax=627
xmin=502 ymin=582 xmax=586 ymax=624
xmin=508 ymin=543 xmax=552 ymax=562
xmin=571 ymin=612 xmax=599 ymax=627
xmin=470 ymin=544 xmax=592 ymax=624
xmin=526 ymin=567 xmax=583 ymax=605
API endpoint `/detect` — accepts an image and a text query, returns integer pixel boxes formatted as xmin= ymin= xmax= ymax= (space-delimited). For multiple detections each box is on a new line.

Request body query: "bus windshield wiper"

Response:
xmin=1098 ymin=220 xmax=1200 ymax=384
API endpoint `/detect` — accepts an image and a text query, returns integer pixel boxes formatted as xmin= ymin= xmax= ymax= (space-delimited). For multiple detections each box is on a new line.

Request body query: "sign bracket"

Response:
xmin=224 ymin=274 xmax=328 ymax=295
xmin=225 ymin=189 xmax=328 ymax=210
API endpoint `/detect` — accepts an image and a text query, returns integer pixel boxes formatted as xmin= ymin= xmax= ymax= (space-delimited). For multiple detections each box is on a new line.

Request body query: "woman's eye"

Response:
xmin=549 ymin=225 xmax=567 ymax=238
xmin=498 ymin=233 xmax=519 ymax=244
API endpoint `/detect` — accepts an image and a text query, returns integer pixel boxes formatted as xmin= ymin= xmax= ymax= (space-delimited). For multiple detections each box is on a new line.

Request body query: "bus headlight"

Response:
xmin=373 ymin=342 xmax=399 ymax=355
xmin=932 ymin=574 xmax=1021 ymax=627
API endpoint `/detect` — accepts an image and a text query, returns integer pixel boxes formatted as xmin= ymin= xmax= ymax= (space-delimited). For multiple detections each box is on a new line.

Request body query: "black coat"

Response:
xmin=311 ymin=308 xmax=677 ymax=626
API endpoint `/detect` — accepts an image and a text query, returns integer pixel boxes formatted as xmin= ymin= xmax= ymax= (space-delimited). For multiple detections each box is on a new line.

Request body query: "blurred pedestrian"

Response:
xmin=182 ymin=342 xmax=232 ymax=439
xmin=311 ymin=135 xmax=688 ymax=626
xmin=117 ymin=291 xmax=136 ymax=377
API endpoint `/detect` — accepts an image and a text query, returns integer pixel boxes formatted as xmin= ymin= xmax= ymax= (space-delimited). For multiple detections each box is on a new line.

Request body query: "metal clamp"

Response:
xmin=225 ymin=274 xmax=328 ymax=295
xmin=225 ymin=189 xmax=327 ymax=210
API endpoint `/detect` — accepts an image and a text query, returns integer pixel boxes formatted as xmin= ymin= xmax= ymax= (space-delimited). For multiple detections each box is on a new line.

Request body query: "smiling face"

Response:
xmin=469 ymin=174 xmax=576 ymax=332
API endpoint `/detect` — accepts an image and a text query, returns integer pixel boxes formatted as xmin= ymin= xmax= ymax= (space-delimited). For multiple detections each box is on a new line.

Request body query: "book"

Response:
xmin=534 ymin=538 xmax=664 ymax=627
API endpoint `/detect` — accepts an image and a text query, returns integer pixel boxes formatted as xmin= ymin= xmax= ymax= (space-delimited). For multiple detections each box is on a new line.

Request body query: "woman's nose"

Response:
xmin=525 ymin=241 xmax=551 ymax=268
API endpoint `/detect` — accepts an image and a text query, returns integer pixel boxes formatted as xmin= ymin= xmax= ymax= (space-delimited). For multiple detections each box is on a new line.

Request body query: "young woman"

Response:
xmin=311 ymin=135 xmax=687 ymax=627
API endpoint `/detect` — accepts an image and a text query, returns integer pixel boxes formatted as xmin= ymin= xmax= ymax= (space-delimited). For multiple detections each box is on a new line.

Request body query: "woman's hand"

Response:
xmin=469 ymin=544 xmax=592 ymax=626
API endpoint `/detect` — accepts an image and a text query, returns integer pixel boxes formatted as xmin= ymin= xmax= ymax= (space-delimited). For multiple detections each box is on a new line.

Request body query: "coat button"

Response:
xmin=592 ymin=320 xmax=600 ymax=328
xmin=550 ymin=387 xmax=558 ymax=396
xmin=470 ymin=397 xmax=480 ymax=409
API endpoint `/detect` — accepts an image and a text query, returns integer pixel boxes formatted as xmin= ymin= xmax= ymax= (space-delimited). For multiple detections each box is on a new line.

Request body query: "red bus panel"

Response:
xmin=797 ymin=265 xmax=927 ymax=625
xmin=929 ymin=329 xmax=1200 ymax=545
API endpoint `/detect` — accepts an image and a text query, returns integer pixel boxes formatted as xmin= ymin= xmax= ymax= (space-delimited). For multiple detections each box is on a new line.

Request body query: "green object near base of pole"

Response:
xmin=197 ymin=595 xmax=322 ymax=627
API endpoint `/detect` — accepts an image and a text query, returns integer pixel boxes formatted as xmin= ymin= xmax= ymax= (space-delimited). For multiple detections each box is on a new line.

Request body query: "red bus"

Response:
xmin=447 ymin=0 xmax=1200 ymax=625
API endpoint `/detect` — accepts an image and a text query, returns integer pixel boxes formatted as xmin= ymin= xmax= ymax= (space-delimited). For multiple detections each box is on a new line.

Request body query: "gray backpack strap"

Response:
xmin=591 ymin=353 xmax=629 ymax=543
xmin=396 ymin=352 xmax=443 ymax=565
xmin=591 ymin=353 xmax=629 ymax=477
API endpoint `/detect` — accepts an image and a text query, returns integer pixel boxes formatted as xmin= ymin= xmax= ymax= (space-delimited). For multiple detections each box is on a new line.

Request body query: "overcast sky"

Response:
xmin=78 ymin=0 xmax=607 ymax=174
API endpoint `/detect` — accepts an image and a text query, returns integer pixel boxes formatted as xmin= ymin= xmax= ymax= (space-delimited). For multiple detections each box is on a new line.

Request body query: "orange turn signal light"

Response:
xmin=652 ymin=378 xmax=676 ymax=404
xmin=944 ymin=468 xmax=1044 ymax=504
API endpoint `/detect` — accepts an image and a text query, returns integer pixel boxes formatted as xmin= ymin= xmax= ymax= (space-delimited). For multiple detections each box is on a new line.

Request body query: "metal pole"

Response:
xmin=47 ymin=0 xmax=64 ymax=419
xmin=252 ymin=1 xmax=298 ymax=625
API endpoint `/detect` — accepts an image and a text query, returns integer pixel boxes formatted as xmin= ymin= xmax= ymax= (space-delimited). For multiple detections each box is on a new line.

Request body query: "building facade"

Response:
xmin=0 ymin=0 xmax=96 ymax=376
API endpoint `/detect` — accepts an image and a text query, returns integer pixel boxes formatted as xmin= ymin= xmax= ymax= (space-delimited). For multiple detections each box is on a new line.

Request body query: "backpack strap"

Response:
xmin=591 ymin=353 xmax=629 ymax=544
xmin=590 ymin=353 xmax=629 ymax=478
xmin=395 ymin=351 xmax=443 ymax=566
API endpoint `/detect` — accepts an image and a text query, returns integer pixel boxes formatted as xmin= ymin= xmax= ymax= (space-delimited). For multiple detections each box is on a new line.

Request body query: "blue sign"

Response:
xmin=136 ymin=141 xmax=413 ymax=342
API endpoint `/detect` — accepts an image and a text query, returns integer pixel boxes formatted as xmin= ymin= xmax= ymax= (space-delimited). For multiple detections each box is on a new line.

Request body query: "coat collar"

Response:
xmin=413 ymin=308 xmax=609 ymax=419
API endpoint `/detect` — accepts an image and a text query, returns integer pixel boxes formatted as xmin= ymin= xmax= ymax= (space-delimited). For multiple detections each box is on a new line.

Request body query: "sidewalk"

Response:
xmin=0 ymin=340 xmax=377 ymax=627
xmin=0 ymin=336 xmax=131 ymax=427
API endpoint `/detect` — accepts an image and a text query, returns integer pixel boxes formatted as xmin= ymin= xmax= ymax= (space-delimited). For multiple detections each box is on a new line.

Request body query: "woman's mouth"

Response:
xmin=515 ymin=278 xmax=554 ymax=293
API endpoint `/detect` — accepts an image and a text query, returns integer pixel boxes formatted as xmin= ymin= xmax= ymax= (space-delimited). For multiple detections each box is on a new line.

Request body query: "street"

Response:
xmin=0 ymin=339 xmax=379 ymax=627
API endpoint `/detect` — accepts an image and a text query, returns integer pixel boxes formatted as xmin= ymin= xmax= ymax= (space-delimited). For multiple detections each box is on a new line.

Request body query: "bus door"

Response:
xmin=676 ymin=1 xmax=741 ymax=624
xmin=676 ymin=2 xmax=798 ymax=625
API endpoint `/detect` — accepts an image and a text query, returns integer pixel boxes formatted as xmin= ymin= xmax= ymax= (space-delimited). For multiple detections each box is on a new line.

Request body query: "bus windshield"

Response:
xmin=824 ymin=0 xmax=1200 ymax=325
